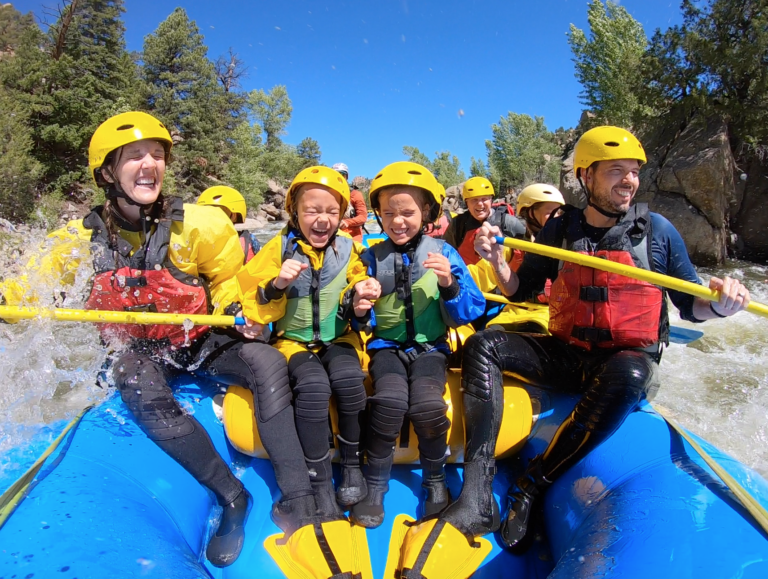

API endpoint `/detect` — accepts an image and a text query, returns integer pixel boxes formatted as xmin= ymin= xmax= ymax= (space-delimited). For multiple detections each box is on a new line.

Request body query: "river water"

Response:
xmin=1 ymin=223 xmax=767 ymax=484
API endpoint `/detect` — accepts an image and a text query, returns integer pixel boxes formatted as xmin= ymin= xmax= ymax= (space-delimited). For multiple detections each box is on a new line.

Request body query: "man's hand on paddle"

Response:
xmin=709 ymin=276 xmax=750 ymax=317
xmin=234 ymin=310 xmax=265 ymax=340
xmin=474 ymin=223 xmax=506 ymax=270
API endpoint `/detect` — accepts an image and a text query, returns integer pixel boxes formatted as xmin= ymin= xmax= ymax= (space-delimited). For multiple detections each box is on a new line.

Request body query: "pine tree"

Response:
xmin=0 ymin=3 xmax=35 ymax=53
xmin=141 ymin=7 xmax=238 ymax=195
xmin=1 ymin=0 xmax=137 ymax=201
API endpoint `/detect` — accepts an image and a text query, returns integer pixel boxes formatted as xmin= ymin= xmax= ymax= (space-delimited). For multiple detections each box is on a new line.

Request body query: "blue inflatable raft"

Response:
xmin=1 ymin=370 xmax=767 ymax=578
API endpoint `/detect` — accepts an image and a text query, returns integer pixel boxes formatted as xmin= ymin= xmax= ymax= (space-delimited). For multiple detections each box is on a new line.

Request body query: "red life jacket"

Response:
xmin=548 ymin=204 xmax=664 ymax=351
xmin=455 ymin=207 xmax=525 ymax=266
xmin=239 ymin=230 xmax=260 ymax=264
xmin=426 ymin=213 xmax=452 ymax=239
xmin=82 ymin=198 xmax=210 ymax=347
xmin=492 ymin=200 xmax=515 ymax=216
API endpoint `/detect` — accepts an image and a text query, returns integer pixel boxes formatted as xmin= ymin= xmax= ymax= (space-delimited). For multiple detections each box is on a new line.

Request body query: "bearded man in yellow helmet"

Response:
xmin=395 ymin=126 xmax=751 ymax=572
xmin=197 ymin=185 xmax=262 ymax=264
xmin=443 ymin=176 xmax=525 ymax=265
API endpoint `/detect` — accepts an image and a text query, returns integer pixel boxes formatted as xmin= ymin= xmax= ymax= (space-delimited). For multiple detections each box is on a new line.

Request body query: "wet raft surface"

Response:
xmin=2 ymin=376 xmax=768 ymax=578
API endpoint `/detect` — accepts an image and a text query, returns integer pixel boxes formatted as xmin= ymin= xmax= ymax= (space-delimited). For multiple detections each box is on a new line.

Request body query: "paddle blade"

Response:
xmin=668 ymin=326 xmax=704 ymax=344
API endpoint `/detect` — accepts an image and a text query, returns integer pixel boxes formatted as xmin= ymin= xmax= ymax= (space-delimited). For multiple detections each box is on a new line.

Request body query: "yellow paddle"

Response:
xmin=0 ymin=305 xmax=245 ymax=326
xmin=495 ymin=236 xmax=768 ymax=319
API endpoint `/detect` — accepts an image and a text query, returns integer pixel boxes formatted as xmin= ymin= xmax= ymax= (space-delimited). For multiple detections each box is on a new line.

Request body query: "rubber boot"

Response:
xmin=350 ymin=451 xmax=395 ymax=528
xmin=271 ymin=492 xmax=317 ymax=535
xmin=500 ymin=459 xmax=550 ymax=553
xmin=307 ymin=452 xmax=343 ymax=518
xmin=441 ymin=457 xmax=500 ymax=536
xmin=336 ymin=436 xmax=367 ymax=507
xmin=421 ymin=455 xmax=451 ymax=518
xmin=206 ymin=489 xmax=252 ymax=568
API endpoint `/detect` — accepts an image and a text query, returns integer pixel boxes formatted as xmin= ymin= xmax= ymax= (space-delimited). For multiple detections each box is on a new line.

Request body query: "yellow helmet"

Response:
xmin=369 ymin=161 xmax=442 ymax=222
xmin=462 ymin=176 xmax=494 ymax=201
xmin=516 ymin=184 xmax=565 ymax=213
xmin=573 ymin=126 xmax=646 ymax=176
xmin=197 ymin=185 xmax=247 ymax=223
xmin=88 ymin=111 xmax=172 ymax=184
xmin=286 ymin=166 xmax=351 ymax=218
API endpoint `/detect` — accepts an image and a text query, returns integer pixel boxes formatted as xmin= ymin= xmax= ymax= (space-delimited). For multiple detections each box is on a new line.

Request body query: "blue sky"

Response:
xmin=14 ymin=0 xmax=683 ymax=179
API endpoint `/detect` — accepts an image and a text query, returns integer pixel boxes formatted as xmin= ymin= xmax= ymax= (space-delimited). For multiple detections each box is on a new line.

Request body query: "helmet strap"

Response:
xmin=578 ymin=175 xmax=625 ymax=220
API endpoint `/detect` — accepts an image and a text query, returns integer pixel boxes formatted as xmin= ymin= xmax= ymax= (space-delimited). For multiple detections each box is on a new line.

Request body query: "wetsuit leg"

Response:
xmin=538 ymin=349 xmax=659 ymax=481
xmin=113 ymin=350 xmax=243 ymax=506
xmin=320 ymin=343 xmax=367 ymax=506
xmin=320 ymin=342 xmax=366 ymax=443
xmin=203 ymin=340 xmax=314 ymax=500
xmin=288 ymin=351 xmax=333 ymax=460
xmin=407 ymin=351 xmax=451 ymax=516
xmin=442 ymin=330 xmax=580 ymax=538
xmin=502 ymin=348 xmax=658 ymax=551
xmin=351 ymin=349 xmax=408 ymax=528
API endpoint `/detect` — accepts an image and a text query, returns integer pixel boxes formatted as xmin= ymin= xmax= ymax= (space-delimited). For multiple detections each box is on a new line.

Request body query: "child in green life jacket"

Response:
xmin=237 ymin=166 xmax=381 ymax=519
xmin=351 ymin=161 xmax=486 ymax=528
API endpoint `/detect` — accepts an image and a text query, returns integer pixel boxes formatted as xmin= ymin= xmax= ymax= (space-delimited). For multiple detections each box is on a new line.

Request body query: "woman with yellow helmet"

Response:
xmin=443 ymin=176 xmax=526 ymax=265
xmin=237 ymin=166 xmax=380 ymax=519
xmin=0 ymin=111 xmax=320 ymax=567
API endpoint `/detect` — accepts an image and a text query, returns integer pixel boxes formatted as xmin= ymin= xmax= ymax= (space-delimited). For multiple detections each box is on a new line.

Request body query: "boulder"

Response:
xmin=444 ymin=184 xmax=465 ymax=214
xmin=559 ymin=149 xmax=586 ymax=208
xmin=732 ymin=154 xmax=768 ymax=262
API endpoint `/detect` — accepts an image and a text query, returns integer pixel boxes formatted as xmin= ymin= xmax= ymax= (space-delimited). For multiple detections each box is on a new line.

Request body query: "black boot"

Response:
xmin=271 ymin=492 xmax=318 ymax=535
xmin=499 ymin=460 xmax=550 ymax=552
xmin=441 ymin=456 xmax=500 ymax=536
xmin=307 ymin=452 xmax=344 ymax=518
xmin=336 ymin=436 xmax=367 ymax=507
xmin=350 ymin=451 xmax=394 ymax=528
xmin=206 ymin=489 xmax=252 ymax=568
xmin=421 ymin=455 xmax=451 ymax=518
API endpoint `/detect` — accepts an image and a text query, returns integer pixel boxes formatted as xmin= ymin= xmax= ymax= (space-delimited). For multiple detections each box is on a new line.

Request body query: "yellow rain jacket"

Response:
xmin=0 ymin=203 xmax=243 ymax=317
xmin=467 ymin=247 xmax=514 ymax=294
xmin=237 ymin=229 xmax=369 ymax=359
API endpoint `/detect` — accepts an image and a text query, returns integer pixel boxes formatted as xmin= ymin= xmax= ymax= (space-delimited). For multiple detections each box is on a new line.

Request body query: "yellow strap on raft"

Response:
xmin=497 ymin=236 xmax=768 ymax=319
xmin=264 ymin=519 xmax=374 ymax=579
xmin=383 ymin=514 xmax=492 ymax=579
xmin=0 ymin=405 xmax=92 ymax=529
xmin=0 ymin=305 xmax=242 ymax=326
xmin=654 ymin=405 xmax=768 ymax=538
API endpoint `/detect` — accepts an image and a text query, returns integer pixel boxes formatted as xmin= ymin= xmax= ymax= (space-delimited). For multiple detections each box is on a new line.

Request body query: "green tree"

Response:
xmin=1 ymin=0 xmax=137 ymax=200
xmin=469 ymin=156 xmax=488 ymax=178
xmin=0 ymin=85 xmax=44 ymax=221
xmin=0 ymin=3 xmax=35 ymax=53
xmin=485 ymin=113 xmax=560 ymax=192
xmin=223 ymin=121 xmax=267 ymax=210
xmin=402 ymin=146 xmax=466 ymax=187
xmin=641 ymin=0 xmax=768 ymax=150
xmin=296 ymin=137 xmax=322 ymax=167
xmin=141 ymin=7 xmax=237 ymax=194
xmin=568 ymin=0 xmax=649 ymax=127
xmin=249 ymin=85 xmax=292 ymax=150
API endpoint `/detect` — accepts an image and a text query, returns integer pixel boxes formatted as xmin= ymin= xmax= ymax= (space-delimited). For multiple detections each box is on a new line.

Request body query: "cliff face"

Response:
xmin=560 ymin=117 xmax=752 ymax=266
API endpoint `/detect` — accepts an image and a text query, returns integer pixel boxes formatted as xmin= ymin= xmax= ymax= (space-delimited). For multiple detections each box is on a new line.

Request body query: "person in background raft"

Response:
xmin=351 ymin=161 xmax=485 ymax=528
xmin=425 ymin=183 xmax=453 ymax=239
xmin=0 ymin=112 xmax=319 ymax=567
xmin=196 ymin=185 xmax=261 ymax=264
xmin=443 ymin=176 xmax=526 ymax=265
xmin=333 ymin=162 xmax=368 ymax=243
xmin=469 ymin=184 xmax=565 ymax=318
xmin=400 ymin=126 xmax=750 ymax=565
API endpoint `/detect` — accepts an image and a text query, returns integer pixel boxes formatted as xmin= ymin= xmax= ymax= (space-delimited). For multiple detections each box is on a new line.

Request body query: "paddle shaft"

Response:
xmin=496 ymin=236 xmax=768 ymax=319
xmin=0 ymin=305 xmax=245 ymax=326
